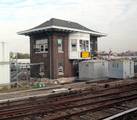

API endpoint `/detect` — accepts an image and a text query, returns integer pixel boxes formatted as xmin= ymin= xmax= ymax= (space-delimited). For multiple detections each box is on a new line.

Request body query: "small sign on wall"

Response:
xmin=81 ymin=51 xmax=90 ymax=58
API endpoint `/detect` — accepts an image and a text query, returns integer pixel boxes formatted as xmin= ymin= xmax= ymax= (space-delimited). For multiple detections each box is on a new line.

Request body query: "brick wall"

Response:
xmin=29 ymin=31 xmax=76 ymax=79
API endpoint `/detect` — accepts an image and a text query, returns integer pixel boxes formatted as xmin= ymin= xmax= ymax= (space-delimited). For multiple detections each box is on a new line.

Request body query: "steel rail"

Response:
xmin=103 ymin=107 xmax=137 ymax=120
xmin=2 ymin=86 xmax=137 ymax=119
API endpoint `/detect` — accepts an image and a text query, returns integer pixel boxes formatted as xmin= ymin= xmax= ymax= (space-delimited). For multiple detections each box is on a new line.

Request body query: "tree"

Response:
xmin=10 ymin=52 xmax=30 ymax=59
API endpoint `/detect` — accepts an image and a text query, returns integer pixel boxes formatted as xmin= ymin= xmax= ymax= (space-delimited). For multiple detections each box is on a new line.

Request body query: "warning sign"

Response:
xmin=81 ymin=51 xmax=90 ymax=58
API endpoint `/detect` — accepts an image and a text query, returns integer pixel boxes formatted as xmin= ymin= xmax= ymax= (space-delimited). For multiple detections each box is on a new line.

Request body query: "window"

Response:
xmin=58 ymin=61 xmax=64 ymax=75
xmin=40 ymin=45 xmax=44 ymax=52
xmin=71 ymin=39 xmax=77 ymax=51
xmin=35 ymin=39 xmax=48 ymax=53
xmin=90 ymin=40 xmax=97 ymax=51
xmin=57 ymin=39 xmax=63 ymax=52
xmin=90 ymin=40 xmax=93 ymax=50
xmin=79 ymin=40 xmax=89 ymax=51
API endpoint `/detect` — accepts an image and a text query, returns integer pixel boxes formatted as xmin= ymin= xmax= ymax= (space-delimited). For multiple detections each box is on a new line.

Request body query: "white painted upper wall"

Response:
xmin=69 ymin=32 xmax=90 ymax=59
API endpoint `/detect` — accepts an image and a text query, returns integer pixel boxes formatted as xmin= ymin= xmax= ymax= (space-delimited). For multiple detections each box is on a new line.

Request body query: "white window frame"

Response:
xmin=35 ymin=39 xmax=48 ymax=53
xmin=58 ymin=61 xmax=64 ymax=75
xmin=57 ymin=39 xmax=63 ymax=53
xmin=79 ymin=40 xmax=89 ymax=51
xmin=71 ymin=39 xmax=77 ymax=51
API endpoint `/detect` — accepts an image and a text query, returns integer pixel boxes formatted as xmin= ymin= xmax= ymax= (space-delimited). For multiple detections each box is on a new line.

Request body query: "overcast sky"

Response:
xmin=0 ymin=0 xmax=137 ymax=53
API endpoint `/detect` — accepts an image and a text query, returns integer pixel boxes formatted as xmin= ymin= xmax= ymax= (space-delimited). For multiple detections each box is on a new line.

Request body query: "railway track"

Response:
xmin=104 ymin=107 xmax=137 ymax=120
xmin=71 ymin=100 xmax=137 ymax=120
xmin=0 ymin=82 xmax=137 ymax=120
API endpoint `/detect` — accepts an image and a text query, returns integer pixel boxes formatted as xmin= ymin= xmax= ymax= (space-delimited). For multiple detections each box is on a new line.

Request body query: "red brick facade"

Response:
xmin=30 ymin=31 xmax=77 ymax=79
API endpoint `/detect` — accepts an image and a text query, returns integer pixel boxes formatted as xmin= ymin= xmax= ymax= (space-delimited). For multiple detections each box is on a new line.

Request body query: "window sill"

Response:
xmin=58 ymin=73 xmax=64 ymax=76
xmin=35 ymin=52 xmax=48 ymax=54
xmin=58 ymin=51 xmax=64 ymax=53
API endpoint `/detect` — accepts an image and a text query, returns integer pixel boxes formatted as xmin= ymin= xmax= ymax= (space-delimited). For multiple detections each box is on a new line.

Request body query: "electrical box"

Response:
xmin=108 ymin=59 xmax=134 ymax=79
xmin=79 ymin=60 xmax=108 ymax=80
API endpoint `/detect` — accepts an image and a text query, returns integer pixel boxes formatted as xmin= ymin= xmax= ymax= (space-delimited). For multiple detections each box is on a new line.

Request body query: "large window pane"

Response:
xmin=35 ymin=39 xmax=48 ymax=53
xmin=57 ymin=39 xmax=63 ymax=52
xmin=79 ymin=40 xmax=89 ymax=51
xmin=71 ymin=39 xmax=77 ymax=51
xmin=58 ymin=61 xmax=64 ymax=75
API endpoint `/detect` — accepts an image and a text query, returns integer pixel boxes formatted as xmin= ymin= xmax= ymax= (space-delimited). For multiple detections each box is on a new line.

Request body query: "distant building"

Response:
xmin=18 ymin=18 xmax=105 ymax=79
xmin=10 ymin=59 xmax=30 ymax=82
xmin=11 ymin=59 xmax=30 ymax=70
xmin=0 ymin=42 xmax=10 ymax=84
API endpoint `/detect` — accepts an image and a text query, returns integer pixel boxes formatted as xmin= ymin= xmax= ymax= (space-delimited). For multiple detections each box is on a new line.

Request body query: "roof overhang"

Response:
xmin=17 ymin=25 xmax=106 ymax=37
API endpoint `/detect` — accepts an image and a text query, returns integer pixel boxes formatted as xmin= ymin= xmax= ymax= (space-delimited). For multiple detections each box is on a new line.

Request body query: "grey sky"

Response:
xmin=0 ymin=0 xmax=137 ymax=53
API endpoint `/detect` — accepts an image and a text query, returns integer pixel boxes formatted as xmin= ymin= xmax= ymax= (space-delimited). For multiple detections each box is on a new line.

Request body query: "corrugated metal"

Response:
xmin=79 ymin=60 xmax=108 ymax=80
xmin=108 ymin=59 xmax=134 ymax=79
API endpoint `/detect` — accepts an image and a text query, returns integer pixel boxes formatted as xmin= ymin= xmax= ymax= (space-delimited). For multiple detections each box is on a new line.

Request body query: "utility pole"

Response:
xmin=16 ymin=52 xmax=19 ymax=88
xmin=1 ymin=41 xmax=5 ymax=62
